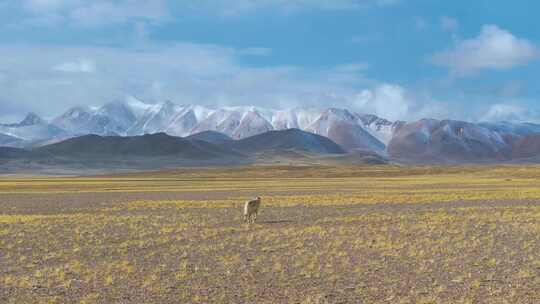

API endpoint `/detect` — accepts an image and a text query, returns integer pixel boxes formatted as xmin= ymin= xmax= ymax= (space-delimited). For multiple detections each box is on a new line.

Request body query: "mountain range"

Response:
xmin=2 ymin=96 xmax=540 ymax=164
xmin=1 ymin=129 xmax=380 ymax=173
xmin=0 ymin=97 xmax=397 ymax=152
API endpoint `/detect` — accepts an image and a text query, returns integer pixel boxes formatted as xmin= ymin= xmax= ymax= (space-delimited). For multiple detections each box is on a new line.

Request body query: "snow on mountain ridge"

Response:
xmin=305 ymin=108 xmax=386 ymax=152
xmin=53 ymin=103 xmax=134 ymax=136
xmin=6 ymin=97 xmax=540 ymax=160
xmin=232 ymin=110 xmax=274 ymax=139
xmin=2 ymin=98 xmax=401 ymax=152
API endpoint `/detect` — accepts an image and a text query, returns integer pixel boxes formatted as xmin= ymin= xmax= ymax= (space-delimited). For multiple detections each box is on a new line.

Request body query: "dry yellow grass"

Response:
xmin=1 ymin=165 xmax=539 ymax=303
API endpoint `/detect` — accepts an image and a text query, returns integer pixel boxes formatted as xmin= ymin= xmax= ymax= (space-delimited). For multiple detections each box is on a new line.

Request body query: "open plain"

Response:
xmin=1 ymin=165 xmax=539 ymax=303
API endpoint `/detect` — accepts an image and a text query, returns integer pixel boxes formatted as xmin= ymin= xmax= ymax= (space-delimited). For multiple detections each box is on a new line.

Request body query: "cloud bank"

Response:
xmin=183 ymin=0 xmax=401 ymax=16
xmin=3 ymin=0 xmax=402 ymax=28
xmin=481 ymin=103 xmax=540 ymax=123
xmin=9 ymin=0 xmax=169 ymax=27
xmin=2 ymin=5 xmax=539 ymax=125
xmin=431 ymin=25 xmax=539 ymax=76
xmin=53 ymin=59 xmax=97 ymax=73
xmin=0 ymin=41 xmax=446 ymax=123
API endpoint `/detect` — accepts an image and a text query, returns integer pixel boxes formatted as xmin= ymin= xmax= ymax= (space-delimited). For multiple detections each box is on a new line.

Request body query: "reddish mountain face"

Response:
xmin=388 ymin=119 xmax=511 ymax=162
xmin=512 ymin=134 xmax=540 ymax=159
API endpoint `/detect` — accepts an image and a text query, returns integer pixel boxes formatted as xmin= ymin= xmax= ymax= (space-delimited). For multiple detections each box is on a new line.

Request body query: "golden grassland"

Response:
xmin=3 ymin=165 xmax=540 ymax=204
xmin=1 ymin=165 xmax=539 ymax=303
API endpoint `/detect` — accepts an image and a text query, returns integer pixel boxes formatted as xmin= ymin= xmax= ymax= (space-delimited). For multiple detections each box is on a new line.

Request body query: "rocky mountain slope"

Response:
xmin=388 ymin=119 xmax=540 ymax=162
xmin=4 ymin=97 xmax=540 ymax=163
xmin=223 ymin=128 xmax=346 ymax=155
xmin=0 ymin=98 xmax=395 ymax=154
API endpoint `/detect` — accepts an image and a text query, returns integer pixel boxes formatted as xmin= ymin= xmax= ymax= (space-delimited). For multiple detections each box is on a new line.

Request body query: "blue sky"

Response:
xmin=0 ymin=0 xmax=539 ymax=123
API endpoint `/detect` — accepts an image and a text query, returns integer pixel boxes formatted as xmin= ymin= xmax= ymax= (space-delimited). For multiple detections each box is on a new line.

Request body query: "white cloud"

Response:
xmin=481 ymin=103 xmax=540 ymax=123
xmin=23 ymin=0 xmax=67 ymax=12
xmin=11 ymin=0 xmax=401 ymax=26
xmin=0 ymin=41 xmax=445 ymax=123
xmin=352 ymin=84 xmax=448 ymax=121
xmin=237 ymin=47 xmax=273 ymax=56
xmin=53 ymin=59 xmax=96 ymax=73
xmin=355 ymin=84 xmax=410 ymax=120
xmin=440 ymin=16 xmax=459 ymax=32
xmin=173 ymin=0 xmax=400 ymax=17
xmin=17 ymin=0 xmax=169 ymax=27
xmin=431 ymin=25 xmax=540 ymax=75
xmin=0 ymin=42 xmax=377 ymax=119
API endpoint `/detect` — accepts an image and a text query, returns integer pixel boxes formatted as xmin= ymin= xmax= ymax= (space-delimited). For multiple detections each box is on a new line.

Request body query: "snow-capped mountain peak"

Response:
xmin=124 ymin=96 xmax=154 ymax=117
